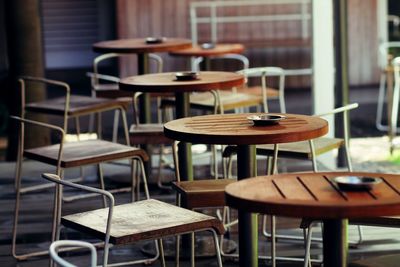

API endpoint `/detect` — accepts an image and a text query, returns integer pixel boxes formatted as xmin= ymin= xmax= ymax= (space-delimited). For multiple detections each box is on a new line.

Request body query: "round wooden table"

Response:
xmin=164 ymin=113 xmax=328 ymax=267
xmin=93 ymin=37 xmax=192 ymax=122
xmin=120 ymin=71 xmax=245 ymax=180
xmin=225 ymin=171 xmax=400 ymax=267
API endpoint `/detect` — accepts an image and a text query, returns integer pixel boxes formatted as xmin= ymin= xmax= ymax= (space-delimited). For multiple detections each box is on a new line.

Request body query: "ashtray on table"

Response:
xmin=333 ymin=176 xmax=382 ymax=191
xmin=174 ymin=72 xmax=200 ymax=81
xmin=200 ymin=43 xmax=216 ymax=50
xmin=247 ymin=114 xmax=286 ymax=126
xmin=145 ymin=37 xmax=166 ymax=44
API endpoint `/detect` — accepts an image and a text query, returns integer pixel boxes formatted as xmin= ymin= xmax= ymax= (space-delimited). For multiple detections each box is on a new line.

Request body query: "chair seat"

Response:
xmin=61 ymin=199 xmax=224 ymax=245
xmin=223 ymin=137 xmax=344 ymax=160
xmin=25 ymin=95 xmax=129 ymax=117
xmin=236 ymin=85 xmax=279 ymax=98
xmin=172 ymin=179 xmax=236 ymax=209
xmin=129 ymin=123 xmax=172 ymax=145
xmin=161 ymin=90 xmax=262 ymax=111
xmin=24 ymin=139 xmax=148 ymax=168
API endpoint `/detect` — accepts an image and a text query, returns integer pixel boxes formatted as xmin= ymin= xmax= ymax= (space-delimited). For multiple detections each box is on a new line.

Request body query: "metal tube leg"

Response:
xmin=112 ymin=109 xmax=120 ymax=143
xmin=97 ymin=164 xmax=107 ymax=207
xmin=271 ymin=215 xmax=276 ymax=267
xmin=191 ymin=232 xmax=195 ymax=267
xmin=211 ymin=230 xmax=224 ymax=267
xmin=158 ymin=239 xmax=166 ymax=267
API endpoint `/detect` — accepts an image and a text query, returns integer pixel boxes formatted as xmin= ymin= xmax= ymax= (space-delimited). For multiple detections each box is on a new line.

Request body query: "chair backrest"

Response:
xmin=43 ymin=172 xmax=114 ymax=266
xmin=238 ymin=66 xmax=286 ymax=113
xmin=49 ymin=240 xmax=97 ymax=267
xmin=19 ymin=76 xmax=71 ymax=132
xmin=192 ymin=53 xmax=249 ymax=72
xmin=378 ymin=42 xmax=400 ymax=70
xmin=11 ymin=116 xmax=65 ymax=175
xmin=91 ymin=53 xmax=163 ymax=91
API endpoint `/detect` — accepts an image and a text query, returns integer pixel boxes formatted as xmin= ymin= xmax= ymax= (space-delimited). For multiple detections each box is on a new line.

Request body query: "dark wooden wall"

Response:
xmin=116 ymin=0 xmax=379 ymax=88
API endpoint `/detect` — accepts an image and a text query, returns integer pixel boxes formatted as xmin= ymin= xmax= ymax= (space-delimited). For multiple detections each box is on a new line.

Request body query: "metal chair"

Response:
xmin=376 ymin=42 xmax=400 ymax=133
xmin=90 ymin=53 xmax=174 ymax=189
xmin=43 ymin=172 xmax=224 ymax=267
xmin=49 ymin=240 xmax=97 ymax=267
xmin=388 ymin=57 xmax=400 ymax=153
xmin=12 ymin=79 xmax=148 ymax=261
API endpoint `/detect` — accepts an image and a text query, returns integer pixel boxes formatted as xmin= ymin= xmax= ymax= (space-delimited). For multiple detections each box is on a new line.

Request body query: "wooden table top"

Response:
xmin=169 ymin=43 xmax=245 ymax=57
xmin=164 ymin=113 xmax=328 ymax=145
xmin=119 ymin=71 xmax=245 ymax=93
xmin=92 ymin=38 xmax=192 ymax=54
xmin=225 ymin=172 xmax=400 ymax=219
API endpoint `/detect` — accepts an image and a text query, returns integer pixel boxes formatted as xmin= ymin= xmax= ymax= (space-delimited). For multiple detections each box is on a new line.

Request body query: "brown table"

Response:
xmin=120 ymin=71 xmax=245 ymax=180
xmin=225 ymin=171 xmax=400 ymax=267
xmin=164 ymin=113 xmax=328 ymax=267
xmin=93 ymin=37 xmax=192 ymax=122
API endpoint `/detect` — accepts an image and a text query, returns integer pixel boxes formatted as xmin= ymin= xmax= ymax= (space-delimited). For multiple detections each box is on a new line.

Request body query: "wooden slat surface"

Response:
xmin=24 ymin=139 xmax=148 ymax=168
xmin=92 ymin=38 xmax=192 ymax=54
xmin=119 ymin=71 xmax=245 ymax=93
xmin=225 ymin=172 xmax=400 ymax=219
xmin=164 ymin=113 xmax=328 ymax=145
xmin=169 ymin=43 xmax=245 ymax=57
xmin=25 ymin=95 xmax=127 ymax=117
xmin=62 ymin=199 xmax=224 ymax=245
xmin=172 ymin=179 xmax=236 ymax=209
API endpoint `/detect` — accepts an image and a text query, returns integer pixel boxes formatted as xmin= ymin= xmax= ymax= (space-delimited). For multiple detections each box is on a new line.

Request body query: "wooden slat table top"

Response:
xmin=62 ymin=199 xmax=224 ymax=245
xmin=92 ymin=38 xmax=192 ymax=54
xmin=163 ymin=113 xmax=328 ymax=145
xmin=25 ymin=95 xmax=127 ymax=117
xmin=169 ymin=43 xmax=245 ymax=57
xmin=119 ymin=71 xmax=245 ymax=93
xmin=24 ymin=139 xmax=148 ymax=168
xmin=225 ymin=172 xmax=400 ymax=219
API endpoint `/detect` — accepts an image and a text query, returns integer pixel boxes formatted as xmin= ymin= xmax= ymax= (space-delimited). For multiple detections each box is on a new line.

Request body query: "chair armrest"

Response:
xmin=10 ymin=116 xmax=65 ymax=137
xmin=49 ymin=240 xmax=97 ymax=267
xmin=86 ymin=72 xmax=121 ymax=83
xmin=42 ymin=173 xmax=115 ymax=207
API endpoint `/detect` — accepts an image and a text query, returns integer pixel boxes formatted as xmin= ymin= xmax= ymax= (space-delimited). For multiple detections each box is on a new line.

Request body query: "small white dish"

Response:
xmin=200 ymin=43 xmax=216 ymax=50
xmin=145 ymin=37 xmax=166 ymax=44
xmin=247 ymin=114 xmax=286 ymax=126
xmin=174 ymin=72 xmax=200 ymax=81
xmin=333 ymin=176 xmax=382 ymax=191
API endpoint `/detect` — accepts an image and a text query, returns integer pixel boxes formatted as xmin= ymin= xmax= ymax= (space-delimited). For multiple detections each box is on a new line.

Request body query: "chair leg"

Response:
xmin=112 ymin=109 xmax=120 ymax=143
xmin=97 ymin=164 xmax=107 ymax=207
xmin=271 ymin=215 xmax=276 ymax=267
xmin=303 ymin=223 xmax=315 ymax=267
xmin=191 ymin=232 xmax=195 ymax=267
xmin=157 ymin=239 xmax=166 ymax=267
xmin=210 ymin=229 xmax=224 ymax=267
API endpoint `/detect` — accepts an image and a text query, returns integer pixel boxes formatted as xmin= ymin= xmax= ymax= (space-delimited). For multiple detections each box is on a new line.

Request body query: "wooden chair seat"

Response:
xmin=129 ymin=123 xmax=172 ymax=145
xmin=161 ymin=90 xmax=262 ymax=112
xmin=236 ymin=85 xmax=279 ymax=98
xmin=350 ymin=216 xmax=400 ymax=227
xmin=24 ymin=139 xmax=148 ymax=168
xmin=223 ymin=137 xmax=344 ymax=160
xmin=349 ymin=254 xmax=400 ymax=267
xmin=25 ymin=95 xmax=129 ymax=117
xmin=61 ymin=198 xmax=225 ymax=245
xmin=172 ymin=179 xmax=236 ymax=209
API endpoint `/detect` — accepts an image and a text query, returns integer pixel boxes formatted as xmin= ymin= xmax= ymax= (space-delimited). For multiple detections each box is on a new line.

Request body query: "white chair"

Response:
xmin=376 ymin=42 xmax=400 ymax=133
xmin=49 ymin=240 xmax=97 ymax=267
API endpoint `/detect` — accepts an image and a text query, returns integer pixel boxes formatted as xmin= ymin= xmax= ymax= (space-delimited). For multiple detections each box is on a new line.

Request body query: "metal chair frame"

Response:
xmin=43 ymin=172 xmax=223 ymax=267
xmin=376 ymin=42 xmax=400 ymax=132
xmin=11 ymin=76 xmax=148 ymax=261
xmin=49 ymin=240 xmax=97 ymax=267
xmin=90 ymin=53 xmax=173 ymax=189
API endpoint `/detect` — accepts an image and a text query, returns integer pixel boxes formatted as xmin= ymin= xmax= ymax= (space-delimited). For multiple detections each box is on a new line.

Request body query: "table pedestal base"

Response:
xmin=141 ymin=236 xmax=236 ymax=259
xmin=323 ymin=219 xmax=348 ymax=267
